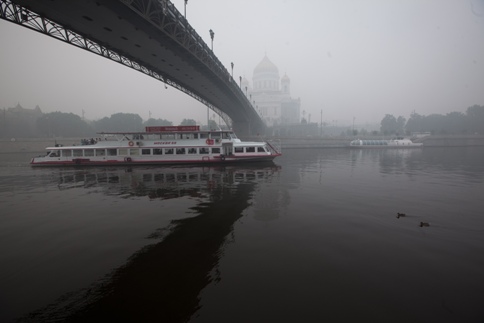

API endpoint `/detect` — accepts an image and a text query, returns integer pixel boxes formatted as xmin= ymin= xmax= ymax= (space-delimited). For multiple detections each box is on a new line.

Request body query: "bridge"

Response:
xmin=0 ymin=0 xmax=266 ymax=135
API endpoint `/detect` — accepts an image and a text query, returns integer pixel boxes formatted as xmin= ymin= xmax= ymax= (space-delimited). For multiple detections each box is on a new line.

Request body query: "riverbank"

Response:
xmin=1 ymin=134 xmax=484 ymax=154
xmin=254 ymin=134 xmax=484 ymax=149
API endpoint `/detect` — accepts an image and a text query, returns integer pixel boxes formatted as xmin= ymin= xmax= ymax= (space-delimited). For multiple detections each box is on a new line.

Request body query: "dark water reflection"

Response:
xmin=0 ymin=163 xmax=280 ymax=322
xmin=45 ymin=166 xmax=279 ymax=322
xmin=1 ymin=147 xmax=484 ymax=322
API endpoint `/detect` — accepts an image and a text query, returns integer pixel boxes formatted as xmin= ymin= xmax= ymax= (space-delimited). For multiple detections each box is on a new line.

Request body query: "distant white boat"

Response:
xmin=349 ymin=137 xmax=423 ymax=148
xmin=31 ymin=126 xmax=282 ymax=166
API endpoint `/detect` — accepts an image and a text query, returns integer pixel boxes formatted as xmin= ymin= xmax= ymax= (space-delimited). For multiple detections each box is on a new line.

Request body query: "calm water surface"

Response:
xmin=0 ymin=146 xmax=483 ymax=322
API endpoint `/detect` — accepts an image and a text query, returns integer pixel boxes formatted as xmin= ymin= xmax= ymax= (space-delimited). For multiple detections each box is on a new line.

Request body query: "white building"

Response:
xmin=242 ymin=55 xmax=301 ymax=127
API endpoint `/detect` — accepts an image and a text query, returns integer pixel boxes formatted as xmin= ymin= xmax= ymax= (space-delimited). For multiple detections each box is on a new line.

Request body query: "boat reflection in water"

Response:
xmin=56 ymin=163 xmax=278 ymax=199
xmin=24 ymin=163 xmax=280 ymax=322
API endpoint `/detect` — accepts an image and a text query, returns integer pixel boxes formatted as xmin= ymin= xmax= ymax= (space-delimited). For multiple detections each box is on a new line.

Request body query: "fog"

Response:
xmin=1 ymin=0 xmax=483 ymax=126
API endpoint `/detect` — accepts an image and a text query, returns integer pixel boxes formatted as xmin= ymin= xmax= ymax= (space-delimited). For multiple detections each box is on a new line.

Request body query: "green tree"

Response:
xmin=445 ymin=111 xmax=467 ymax=134
xmin=380 ymin=114 xmax=398 ymax=135
xmin=405 ymin=112 xmax=424 ymax=134
xmin=93 ymin=113 xmax=143 ymax=132
xmin=180 ymin=118 xmax=196 ymax=126
xmin=144 ymin=118 xmax=173 ymax=127
xmin=466 ymin=105 xmax=484 ymax=134
xmin=425 ymin=114 xmax=447 ymax=134
xmin=396 ymin=116 xmax=406 ymax=135
xmin=37 ymin=112 xmax=90 ymax=137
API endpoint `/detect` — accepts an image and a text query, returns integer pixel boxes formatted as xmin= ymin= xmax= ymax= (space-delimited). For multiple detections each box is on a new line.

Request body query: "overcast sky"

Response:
xmin=1 ymin=0 xmax=483 ymax=127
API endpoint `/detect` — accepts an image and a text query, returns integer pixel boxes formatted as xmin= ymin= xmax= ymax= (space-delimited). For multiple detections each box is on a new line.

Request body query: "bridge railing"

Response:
xmin=124 ymin=0 xmax=256 ymax=125
xmin=144 ymin=1 xmax=260 ymax=122
xmin=0 ymin=0 xmax=264 ymax=129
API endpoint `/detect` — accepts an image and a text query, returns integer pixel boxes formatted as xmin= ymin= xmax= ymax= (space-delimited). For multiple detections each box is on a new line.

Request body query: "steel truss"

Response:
xmin=0 ymin=0 xmax=237 ymax=127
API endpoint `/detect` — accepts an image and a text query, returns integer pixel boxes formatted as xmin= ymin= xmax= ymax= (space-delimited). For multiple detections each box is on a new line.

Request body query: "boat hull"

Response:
xmin=348 ymin=145 xmax=422 ymax=149
xmin=349 ymin=138 xmax=423 ymax=148
xmin=30 ymin=154 xmax=281 ymax=167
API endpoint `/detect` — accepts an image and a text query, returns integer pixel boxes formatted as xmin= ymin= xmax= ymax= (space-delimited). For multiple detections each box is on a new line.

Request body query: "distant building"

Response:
xmin=242 ymin=55 xmax=301 ymax=127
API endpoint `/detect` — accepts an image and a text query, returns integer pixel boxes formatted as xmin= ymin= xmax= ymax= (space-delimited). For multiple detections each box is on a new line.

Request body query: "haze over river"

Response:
xmin=1 ymin=144 xmax=483 ymax=322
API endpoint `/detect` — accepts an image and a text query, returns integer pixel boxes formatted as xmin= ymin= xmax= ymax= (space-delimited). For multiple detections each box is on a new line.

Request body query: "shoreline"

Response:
xmin=1 ymin=134 xmax=484 ymax=153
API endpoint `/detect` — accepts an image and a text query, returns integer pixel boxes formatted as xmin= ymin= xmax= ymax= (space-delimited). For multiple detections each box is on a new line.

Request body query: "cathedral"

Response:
xmin=241 ymin=55 xmax=301 ymax=127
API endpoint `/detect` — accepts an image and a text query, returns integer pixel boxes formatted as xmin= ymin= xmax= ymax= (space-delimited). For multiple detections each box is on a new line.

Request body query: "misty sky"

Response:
xmin=1 ymin=0 xmax=484 ymax=127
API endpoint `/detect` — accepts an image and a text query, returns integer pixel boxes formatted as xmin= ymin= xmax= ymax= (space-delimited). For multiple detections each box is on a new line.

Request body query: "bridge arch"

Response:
xmin=0 ymin=0 xmax=267 ymax=135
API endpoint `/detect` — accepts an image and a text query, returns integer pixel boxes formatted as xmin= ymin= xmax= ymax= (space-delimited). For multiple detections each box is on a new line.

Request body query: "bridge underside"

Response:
xmin=2 ymin=0 xmax=266 ymax=135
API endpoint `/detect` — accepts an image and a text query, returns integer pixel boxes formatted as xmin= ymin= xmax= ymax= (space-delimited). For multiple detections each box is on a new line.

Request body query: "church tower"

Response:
xmin=249 ymin=55 xmax=300 ymax=127
xmin=281 ymin=74 xmax=290 ymax=95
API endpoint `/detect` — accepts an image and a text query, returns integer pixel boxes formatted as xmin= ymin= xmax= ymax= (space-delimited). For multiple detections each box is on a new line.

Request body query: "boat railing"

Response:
xmin=265 ymin=139 xmax=282 ymax=155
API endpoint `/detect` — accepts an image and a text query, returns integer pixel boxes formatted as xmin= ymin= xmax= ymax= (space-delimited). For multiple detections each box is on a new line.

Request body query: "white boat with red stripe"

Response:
xmin=30 ymin=126 xmax=282 ymax=167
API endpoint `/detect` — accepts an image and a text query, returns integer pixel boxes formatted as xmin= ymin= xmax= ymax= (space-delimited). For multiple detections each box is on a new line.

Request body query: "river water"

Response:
xmin=0 ymin=146 xmax=483 ymax=322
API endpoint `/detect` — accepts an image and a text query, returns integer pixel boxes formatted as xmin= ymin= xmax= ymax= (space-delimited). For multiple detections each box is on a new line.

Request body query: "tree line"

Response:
xmin=379 ymin=105 xmax=484 ymax=136
xmin=1 ymin=104 xmax=483 ymax=138
xmin=0 ymin=106 xmax=199 ymax=138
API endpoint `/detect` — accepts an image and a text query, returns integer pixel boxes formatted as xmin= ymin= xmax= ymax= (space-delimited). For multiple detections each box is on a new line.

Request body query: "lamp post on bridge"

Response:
xmin=239 ymin=76 xmax=242 ymax=88
xmin=209 ymin=29 xmax=214 ymax=51
xmin=184 ymin=0 xmax=188 ymax=18
xmin=231 ymin=62 xmax=234 ymax=78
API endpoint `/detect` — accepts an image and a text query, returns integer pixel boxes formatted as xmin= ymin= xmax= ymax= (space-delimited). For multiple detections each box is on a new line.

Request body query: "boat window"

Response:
xmin=199 ymin=147 xmax=209 ymax=154
xmin=142 ymin=149 xmax=151 ymax=155
xmin=153 ymin=148 xmax=163 ymax=155
xmin=188 ymin=148 xmax=197 ymax=154
xmin=165 ymin=148 xmax=174 ymax=154
xmin=176 ymin=148 xmax=186 ymax=154
xmin=211 ymin=132 xmax=221 ymax=139
xmin=161 ymin=133 xmax=175 ymax=140
xmin=246 ymin=147 xmax=255 ymax=153
xmin=258 ymin=147 xmax=266 ymax=152
xmin=107 ymin=149 xmax=117 ymax=156
xmin=130 ymin=149 xmax=140 ymax=156
xmin=95 ymin=149 xmax=105 ymax=156
xmin=118 ymin=148 xmax=128 ymax=156
xmin=199 ymin=133 xmax=209 ymax=139
xmin=62 ymin=150 xmax=72 ymax=157
xmin=84 ymin=149 xmax=94 ymax=157
xmin=211 ymin=147 xmax=221 ymax=154
xmin=234 ymin=147 xmax=244 ymax=153
xmin=49 ymin=150 xmax=60 ymax=157
xmin=73 ymin=149 xmax=83 ymax=157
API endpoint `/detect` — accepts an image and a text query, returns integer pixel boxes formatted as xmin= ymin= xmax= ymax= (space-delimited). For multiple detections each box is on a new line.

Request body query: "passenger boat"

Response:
xmin=30 ymin=126 xmax=282 ymax=166
xmin=349 ymin=137 xmax=423 ymax=148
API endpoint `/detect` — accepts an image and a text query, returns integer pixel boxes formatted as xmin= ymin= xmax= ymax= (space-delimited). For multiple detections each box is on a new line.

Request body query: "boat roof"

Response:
xmin=97 ymin=130 xmax=234 ymax=135
xmin=96 ymin=125 xmax=235 ymax=135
